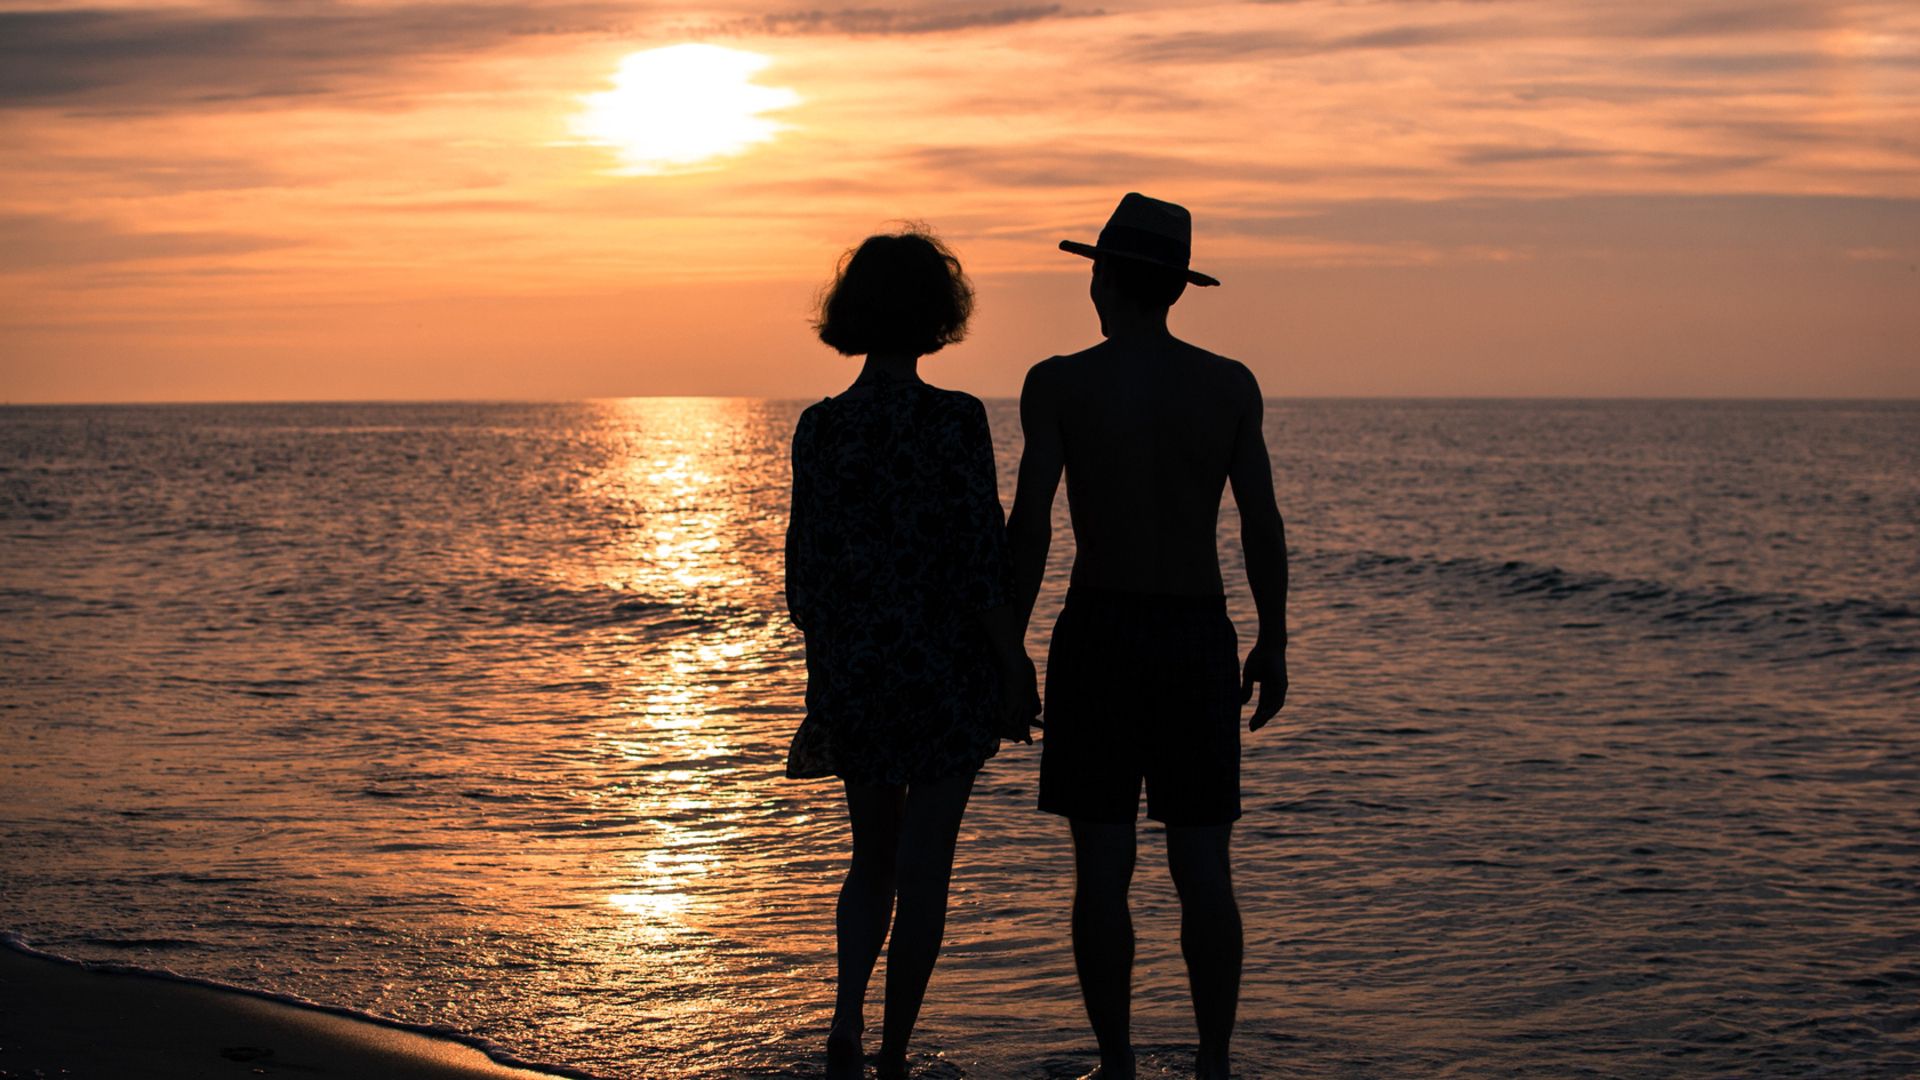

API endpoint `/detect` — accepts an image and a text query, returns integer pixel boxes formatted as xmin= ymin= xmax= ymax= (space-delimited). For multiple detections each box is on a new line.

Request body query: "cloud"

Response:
xmin=0 ymin=3 xmax=627 ymax=110
xmin=901 ymin=143 xmax=1202 ymax=188
xmin=0 ymin=3 xmax=1114 ymax=111
xmin=1844 ymin=247 xmax=1918 ymax=262
xmin=886 ymin=143 xmax=1449 ymax=195
xmin=1641 ymin=151 xmax=1776 ymax=175
xmin=701 ymin=5 xmax=1093 ymax=37
xmin=1590 ymin=2 xmax=1837 ymax=41
xmin=1503 ymin=81 xmax=1730 ymax=104
xmin=0 ymin=213 xmax=292 ymax=270
xmin=1116 ymin=1 xmax=1854 ymax=65
xmin=1212 ymin=194 xmax=1920 ymax=259
xmin=1689 ymin=119 xmax=1920 ymax=160
xmin=1113 ymin=28 xmax=1314 ymax=64
xmin=1443 ymin=144 xmax=1758 ymax=172
xmin=1327 ymin=19 xmax=1518 ymax=50
xmin=944 ymin=79 xmax=1217 ymax=116
xmin=12 ymin=153 xmax=286 ymax=194
xmin=1633 ymin=50 xmax=1837 ymax=76
xmin=1453 ymin=142 xmax=1774 ymax=172
xmin=1453 ymin=143 xmax=1611 ymax=166
xmin=1114 ymin=15 xmax=1564 ymax=64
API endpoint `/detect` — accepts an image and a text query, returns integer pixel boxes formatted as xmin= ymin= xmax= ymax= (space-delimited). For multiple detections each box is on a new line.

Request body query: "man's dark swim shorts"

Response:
xmin=1039 ymin=586 xmax=1242 ymax=826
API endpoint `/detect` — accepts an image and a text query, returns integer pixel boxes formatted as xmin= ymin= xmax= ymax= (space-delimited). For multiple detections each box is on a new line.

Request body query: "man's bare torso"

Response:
xmin=1034 ymin=335 xmax=1257 ymax=597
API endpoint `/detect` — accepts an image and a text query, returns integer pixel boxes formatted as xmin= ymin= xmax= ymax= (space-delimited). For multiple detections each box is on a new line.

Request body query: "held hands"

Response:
xmin=1240 ymin=636 xmax=1288 ymax=732
xmin=998 ymin=649 xmax=1042 ymax=744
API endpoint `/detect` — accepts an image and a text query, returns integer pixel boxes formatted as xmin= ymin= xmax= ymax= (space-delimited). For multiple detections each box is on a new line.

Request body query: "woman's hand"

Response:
xmin=973 ymin=603 xmax=1040 ymax=744
xmin=998 ymin=649 xmax=1041 ymax=743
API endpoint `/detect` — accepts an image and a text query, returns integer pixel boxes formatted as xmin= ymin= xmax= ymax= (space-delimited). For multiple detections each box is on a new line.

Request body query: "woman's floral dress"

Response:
xmin=784 ymin=383 xmax=1012 ymax=786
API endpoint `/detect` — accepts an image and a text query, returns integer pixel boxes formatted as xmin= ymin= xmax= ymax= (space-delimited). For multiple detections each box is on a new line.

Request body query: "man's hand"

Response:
xmin=999 ymin=650 xmax=1041 ymax=743
xmin=1240 ymin=638 xmax=1288 ymax=731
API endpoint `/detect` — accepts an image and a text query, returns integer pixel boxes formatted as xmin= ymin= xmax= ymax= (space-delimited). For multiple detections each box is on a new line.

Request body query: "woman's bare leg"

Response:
xmin=874 ymin=769 xmax=977 ymax=1077
xmin=834 ymin=781 xmax=904 ymax=1068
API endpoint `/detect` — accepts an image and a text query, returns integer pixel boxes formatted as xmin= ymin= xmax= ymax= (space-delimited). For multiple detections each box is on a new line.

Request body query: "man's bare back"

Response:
xmin=1023 ymin=335 xmax=1264 ymax=597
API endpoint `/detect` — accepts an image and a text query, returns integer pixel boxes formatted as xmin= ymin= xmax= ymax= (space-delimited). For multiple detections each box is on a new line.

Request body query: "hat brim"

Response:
xmin=1060 ymin=240 xmax=1220 ymax=287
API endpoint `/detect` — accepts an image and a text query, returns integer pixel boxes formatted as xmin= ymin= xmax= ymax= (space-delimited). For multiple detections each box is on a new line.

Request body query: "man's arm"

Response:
xmin=1006 ymin=360 xmax=1065 ymax=635
xmin=1226 ymin=365 xmax=1288 ymax=730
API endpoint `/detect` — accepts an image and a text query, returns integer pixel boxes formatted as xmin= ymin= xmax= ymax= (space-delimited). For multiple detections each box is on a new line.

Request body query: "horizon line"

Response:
xmin=3 ymin=394 xmax=1917 ymax=408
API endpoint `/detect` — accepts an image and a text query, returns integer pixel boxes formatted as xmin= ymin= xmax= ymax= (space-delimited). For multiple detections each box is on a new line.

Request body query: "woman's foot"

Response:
xmin=825 ymin=1023 xmax=863 ymax=1079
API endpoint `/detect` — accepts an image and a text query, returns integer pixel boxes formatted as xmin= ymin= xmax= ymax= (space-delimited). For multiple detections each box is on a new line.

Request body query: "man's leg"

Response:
xmin=1166 ymin=823 xmax=1241 ymax=1079
xmin=1071 ymin=819 xmax=1137 ymax=1078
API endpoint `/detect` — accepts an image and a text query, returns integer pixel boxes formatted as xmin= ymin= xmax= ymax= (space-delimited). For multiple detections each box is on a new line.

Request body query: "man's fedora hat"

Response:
xmin=1059 ymin=192 xmax=1220 ymax=287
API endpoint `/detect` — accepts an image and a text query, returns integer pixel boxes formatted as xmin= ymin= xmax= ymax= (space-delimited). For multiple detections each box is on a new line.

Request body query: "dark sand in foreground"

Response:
xmin=0 ymin=945 xmax=578 ymax=1079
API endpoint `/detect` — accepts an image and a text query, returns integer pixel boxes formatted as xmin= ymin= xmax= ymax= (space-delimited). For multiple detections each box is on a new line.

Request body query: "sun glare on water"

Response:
xmin=572 ymin=43 xmax=800 ymax=175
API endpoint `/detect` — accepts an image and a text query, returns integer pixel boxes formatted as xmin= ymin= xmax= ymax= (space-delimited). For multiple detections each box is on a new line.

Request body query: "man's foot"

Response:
xmin=1194 ymin=1039 xmax=1232 ymax=1079
xmin=874 ymin=1049 xmax=909 ymax=1080
xmin=1076 ymin=1057 xmax=1137 ymax=1080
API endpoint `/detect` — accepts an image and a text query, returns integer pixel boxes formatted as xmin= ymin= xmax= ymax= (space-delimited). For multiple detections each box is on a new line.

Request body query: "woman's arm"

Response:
xmin=784 ymin=411 xmax=816 ymax=632
xmin=955 ymin=398 xmax=1039 ymax=740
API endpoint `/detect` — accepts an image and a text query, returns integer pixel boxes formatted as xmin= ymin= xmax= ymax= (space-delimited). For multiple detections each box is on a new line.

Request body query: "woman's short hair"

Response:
xmin=815 ymin=226 xmax=973 ymax=357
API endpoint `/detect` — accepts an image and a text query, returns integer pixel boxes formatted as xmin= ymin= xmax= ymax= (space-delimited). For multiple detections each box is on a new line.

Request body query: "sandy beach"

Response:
xmin=0 ymin=945 xmax=579 ymax=1080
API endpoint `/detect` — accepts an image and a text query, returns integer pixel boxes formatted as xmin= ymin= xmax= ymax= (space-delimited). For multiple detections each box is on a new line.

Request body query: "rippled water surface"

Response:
xmin=2 ymin=399 xmax=1916 ymax=1078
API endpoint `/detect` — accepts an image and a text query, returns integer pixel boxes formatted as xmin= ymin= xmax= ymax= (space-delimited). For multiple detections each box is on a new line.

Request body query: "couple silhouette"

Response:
xmin=784 ymin=193 xmax=1290 ymax=1080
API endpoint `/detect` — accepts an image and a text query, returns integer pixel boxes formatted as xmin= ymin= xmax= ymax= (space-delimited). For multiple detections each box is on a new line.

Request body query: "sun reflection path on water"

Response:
xmin=556 ymin=398 xmax=829 ymax=1066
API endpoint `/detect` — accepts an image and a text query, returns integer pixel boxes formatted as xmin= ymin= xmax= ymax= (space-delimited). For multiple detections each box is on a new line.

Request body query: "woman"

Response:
xmin=785 ymin=226 xmax=1037 ymax=1078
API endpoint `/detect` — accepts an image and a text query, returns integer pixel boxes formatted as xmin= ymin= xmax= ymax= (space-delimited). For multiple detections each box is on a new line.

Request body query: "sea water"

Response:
xmin=2 ymin=399 xmax=1915 ymax=1078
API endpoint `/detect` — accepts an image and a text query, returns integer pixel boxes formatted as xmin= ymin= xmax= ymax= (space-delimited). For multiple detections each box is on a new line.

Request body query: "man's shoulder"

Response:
xmin=1026 ymin=341 xmax=1118 ymax=382
xmin=1173 ymin=344 xmax=1260 ymax=399
xmin=1020 ymin=351 xmax=1086 ymax=398
xmin=1028 ymin=348 xmax=1090 ymax=374
xmin=1052 ymin=342 xmax=1107 ymax=364
xmin=1025 ymin=341 xmax=1257 ymax=395
xmin=1172 ymin=339 xmax=1251 ymax=373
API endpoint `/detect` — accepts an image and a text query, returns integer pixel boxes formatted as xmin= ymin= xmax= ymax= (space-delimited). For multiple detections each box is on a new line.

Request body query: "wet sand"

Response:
xmin=0 ymin=945 xmax=580 ymax=1080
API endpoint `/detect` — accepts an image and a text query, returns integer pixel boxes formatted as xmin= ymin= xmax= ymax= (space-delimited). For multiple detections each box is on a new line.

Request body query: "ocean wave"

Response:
xmin=1323 ymin=549 xmax=1918 ymax=662
xmin=484 ymin=578 xmax=756 ymax=633
xmin=197 ymin=576 xmax=751 ymax=637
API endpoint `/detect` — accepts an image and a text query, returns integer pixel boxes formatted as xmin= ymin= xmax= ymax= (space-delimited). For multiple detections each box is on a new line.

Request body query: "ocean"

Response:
xmin=2 ymin=398 xmax=1915 ymax=1078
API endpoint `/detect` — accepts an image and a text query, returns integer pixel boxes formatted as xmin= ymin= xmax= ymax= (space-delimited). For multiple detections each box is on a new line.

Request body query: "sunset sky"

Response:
xmin=2 ymin=0 xmax=1916 ymax=402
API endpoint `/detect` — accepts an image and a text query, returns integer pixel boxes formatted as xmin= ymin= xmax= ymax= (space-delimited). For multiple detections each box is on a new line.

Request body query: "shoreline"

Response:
xmin=0 ymin=936 xmax=593 ymax=1079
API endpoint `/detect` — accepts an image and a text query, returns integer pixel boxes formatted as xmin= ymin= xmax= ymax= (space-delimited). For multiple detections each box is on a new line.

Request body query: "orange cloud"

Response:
xmin=1 ymin=0 xmax=1916 ymax=400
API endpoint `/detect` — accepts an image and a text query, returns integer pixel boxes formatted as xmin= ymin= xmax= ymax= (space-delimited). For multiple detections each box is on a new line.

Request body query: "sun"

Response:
xmin=571 ymin=44 xmax=801 ymax=175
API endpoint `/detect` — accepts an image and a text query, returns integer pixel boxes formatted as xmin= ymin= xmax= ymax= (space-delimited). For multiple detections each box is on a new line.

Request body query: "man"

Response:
xmin=1007 ymin=193 xmax=1289 ymax=1080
